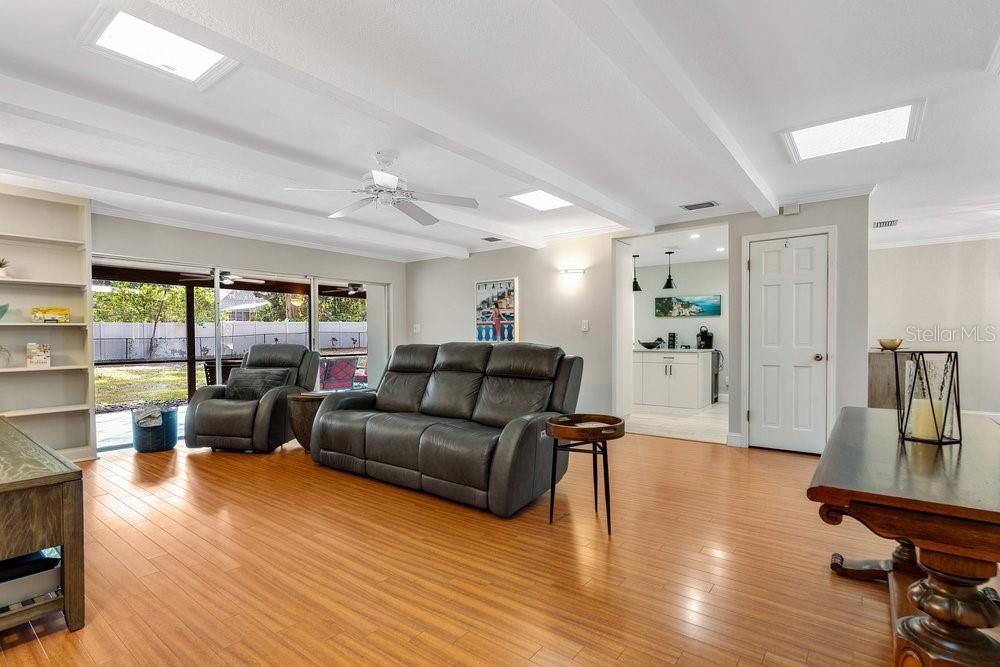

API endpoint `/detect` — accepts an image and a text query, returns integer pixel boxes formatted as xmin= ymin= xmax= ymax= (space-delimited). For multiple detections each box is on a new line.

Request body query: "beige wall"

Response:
xmin=91 ymin=214 xmax=408 ymax=354
xmin=870 ymin=239 xmax=1000 ymax=413
xmin=406 ymin=236 xmax=614 ymax=413
xmin=726 ymin=196 xmax=870 ymax=436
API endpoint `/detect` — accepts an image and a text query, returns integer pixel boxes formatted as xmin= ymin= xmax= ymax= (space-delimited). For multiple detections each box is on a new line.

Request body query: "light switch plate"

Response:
xmin=412 ymin=323 xmax=421 ymax=334
xmin=581 ymin=319 xmax=590 ymax=333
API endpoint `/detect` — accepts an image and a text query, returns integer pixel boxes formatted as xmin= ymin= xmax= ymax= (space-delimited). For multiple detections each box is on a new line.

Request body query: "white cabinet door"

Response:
xmin=667 ymin=363 xmax=701 ymax=408
xmin=748 ymin=234 xmax=828 ymax=453
xmin=632 ymin=362 xmax=644 ymax=404
xmin=641 ymin=362 xmax=668 ymax=406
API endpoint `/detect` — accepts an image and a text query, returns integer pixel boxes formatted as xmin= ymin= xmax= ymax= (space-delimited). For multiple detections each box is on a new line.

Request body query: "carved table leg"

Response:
xmin=831 ymin=539 xmax=922 ymax=582
xmin=895 ymin=550 xmax=1000 ymax=665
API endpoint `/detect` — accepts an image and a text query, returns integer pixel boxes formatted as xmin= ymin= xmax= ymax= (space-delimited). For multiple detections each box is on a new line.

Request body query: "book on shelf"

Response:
xmin=26 ymin=343 xmax=51 ymax=368
xmin=31 ymin=307 xmax=70 ymax=323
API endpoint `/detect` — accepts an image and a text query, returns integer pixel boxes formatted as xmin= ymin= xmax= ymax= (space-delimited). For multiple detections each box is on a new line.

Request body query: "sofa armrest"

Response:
xmin=309 ymin=390 xmax=377 ymax=460
xmin=253 ymin=385 xmax=303 ymax=452
xmin=184 ymin=385 xmax=227 ymax=447
xmin=488 ymin=411 xmax=563 ymax=518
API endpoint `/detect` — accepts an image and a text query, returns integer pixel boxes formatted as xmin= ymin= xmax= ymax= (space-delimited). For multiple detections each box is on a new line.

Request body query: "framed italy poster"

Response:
xmin=475 ymin=278 xmax=518 ymax=342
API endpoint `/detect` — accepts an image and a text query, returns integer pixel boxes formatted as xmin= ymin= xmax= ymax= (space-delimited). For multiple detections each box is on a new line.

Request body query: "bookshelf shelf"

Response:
xmin=0 ymin=278 xmax=87 ymax=289
xmin=0 ymin=404 xmax=91 ymax=418
xmin=0 ymin=365 xmax=89 ymax=374
xmin=0 ymin=231 xmax=86 ymax=248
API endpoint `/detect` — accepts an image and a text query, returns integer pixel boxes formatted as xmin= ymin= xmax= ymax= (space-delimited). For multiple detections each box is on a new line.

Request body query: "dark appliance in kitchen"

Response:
xmin=696 ymin=326 xmax=714 ymax=350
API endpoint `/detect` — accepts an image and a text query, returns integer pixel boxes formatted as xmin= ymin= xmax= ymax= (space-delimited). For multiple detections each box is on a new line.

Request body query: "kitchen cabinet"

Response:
xmin=631 ymin=350 xmax=712 ymax=410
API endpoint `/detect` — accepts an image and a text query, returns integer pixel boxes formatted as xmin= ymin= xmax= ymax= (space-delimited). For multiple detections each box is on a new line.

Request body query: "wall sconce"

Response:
xmin=558 ymin=268 xmax=586 ymax=275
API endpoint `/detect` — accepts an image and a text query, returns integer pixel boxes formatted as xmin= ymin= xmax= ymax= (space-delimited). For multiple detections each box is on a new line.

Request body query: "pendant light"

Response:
xmin=663 ymin=251 xmax=676 ymax=289
xmin=631 ymin=254 xmax=642 ymax=292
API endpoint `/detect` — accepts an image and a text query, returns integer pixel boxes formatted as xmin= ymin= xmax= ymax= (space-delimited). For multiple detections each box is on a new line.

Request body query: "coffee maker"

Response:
xmin=696 ymin=326 xmax=714 ymax=349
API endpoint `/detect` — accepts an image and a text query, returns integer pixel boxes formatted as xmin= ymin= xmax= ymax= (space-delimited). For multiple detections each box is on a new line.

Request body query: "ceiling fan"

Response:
xmin=283 ymin=151 xmax=479 ymax=226
xmin=178 ymin=270 xmax=265 ymax=286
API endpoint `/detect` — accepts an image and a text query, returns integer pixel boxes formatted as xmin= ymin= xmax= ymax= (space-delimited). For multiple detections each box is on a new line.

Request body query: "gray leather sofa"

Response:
xmin=185 ymin=344 xmax=320 ymax=453
xmin=310 ymin=342 xmax=583 ymax=517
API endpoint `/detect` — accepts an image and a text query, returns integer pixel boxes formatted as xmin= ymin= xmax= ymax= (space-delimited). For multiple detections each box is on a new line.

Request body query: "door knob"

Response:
xmin=813 ymin=353 xmax=824 ymax=362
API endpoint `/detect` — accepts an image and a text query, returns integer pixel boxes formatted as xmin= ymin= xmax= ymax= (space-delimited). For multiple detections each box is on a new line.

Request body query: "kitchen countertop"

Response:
xmin=633 ymin=348 xmax=713 ymax=353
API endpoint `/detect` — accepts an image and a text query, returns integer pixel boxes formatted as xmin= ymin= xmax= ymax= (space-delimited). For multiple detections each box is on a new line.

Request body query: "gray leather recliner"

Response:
xmin=185 ymin=344 xmax=320 ymax=453
xmin=310 ymin=342 xmax=584 ymax=517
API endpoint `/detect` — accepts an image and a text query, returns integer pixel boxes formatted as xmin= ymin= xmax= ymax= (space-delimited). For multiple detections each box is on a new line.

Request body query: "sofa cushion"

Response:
xmin=433 ymin=342 xmax=492 ymax=372
xmin=419 ymin=371 xmax=483 ymax=419
xmin=225 ymin=368 xmax=292 ymax=401
xmin=365 ymin=413 xmax=453 ymax=470
xmin=472 ymin=377 xmax=553 ymax=428
xmin=386 ymin=344 xmax=439 ymax=372
xmin=419 ymin=421 xmax=502 ymax=490
xmin=485 ymin=343 xmax=563 ymax=380
xmin=375 ymin=372 xmax=431 ymax=412
xmin=314 ymin=410 xmax=379 ymax=459
xmin=194 ymin=399 xmax=258 ymax=438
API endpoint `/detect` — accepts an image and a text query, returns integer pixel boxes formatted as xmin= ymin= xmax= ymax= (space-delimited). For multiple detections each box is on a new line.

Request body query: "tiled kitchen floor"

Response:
xmin=626 ymin=400 xmax=729 ymax=444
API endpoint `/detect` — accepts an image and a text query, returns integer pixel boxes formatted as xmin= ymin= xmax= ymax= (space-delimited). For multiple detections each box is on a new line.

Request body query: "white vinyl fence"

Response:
xmin=93 ymin=321 xmax=367 ymax=362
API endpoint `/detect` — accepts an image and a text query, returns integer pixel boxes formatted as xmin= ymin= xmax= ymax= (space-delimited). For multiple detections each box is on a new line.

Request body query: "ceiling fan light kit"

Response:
xmin=287 ymin=152 xmax=479 ymax=226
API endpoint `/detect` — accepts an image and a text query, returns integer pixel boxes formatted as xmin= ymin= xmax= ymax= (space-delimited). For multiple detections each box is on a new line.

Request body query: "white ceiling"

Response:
xmin=625 ymin=225 xmax=729 ymax=267
xmin=1 ymin=1 xmax=999 ymax=260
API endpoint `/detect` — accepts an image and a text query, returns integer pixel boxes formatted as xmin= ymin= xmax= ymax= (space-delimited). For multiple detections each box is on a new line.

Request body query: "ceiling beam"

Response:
xmin=552 ymin=0 xmax=779 ymax=219
xmin=139 ymin=1 xmax=655 ymax=234
xmin=0 ymin=72 xmax=534 ymax=250
xmin=0 ymin=143 xmax=470 ymax=259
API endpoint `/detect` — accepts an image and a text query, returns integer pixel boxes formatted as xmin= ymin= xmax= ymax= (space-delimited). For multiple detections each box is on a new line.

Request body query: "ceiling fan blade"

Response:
xmin=283 ymin=187 xmax=359 ymax=192
xmin=394 ymin=200 xmax=439 ymax=226
xmin=410 ymin=192 xmax=479 ymax=209
xmin=370 ymin=169 xmax=399 ymax=190
xmin=329 ymin=197 xmax=375 ymax=219
xmin=178 ymin=276 xmax=211 ymax=282
xmin=233 ymin=278 xmax=266 ymax=285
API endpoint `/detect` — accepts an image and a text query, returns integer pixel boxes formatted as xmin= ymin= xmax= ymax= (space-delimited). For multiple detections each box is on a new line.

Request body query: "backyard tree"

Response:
xmin=319 ymin=295 xmax=366 ymax=322
xmin=93 ymin=281 xmax=216 ymax=357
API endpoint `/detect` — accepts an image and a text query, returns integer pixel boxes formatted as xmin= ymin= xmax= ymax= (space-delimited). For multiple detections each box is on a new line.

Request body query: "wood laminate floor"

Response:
xmin=0 ymin=435 xmax=924 ymax=665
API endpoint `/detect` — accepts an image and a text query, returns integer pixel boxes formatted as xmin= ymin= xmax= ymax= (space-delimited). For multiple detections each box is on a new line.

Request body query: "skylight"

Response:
xmin=788 ymin=104 xmax=915 ymax=160
xmin=508 ymin=190 xmax=573 ymax=211
xmin=95 ymin=12 xmax=225 ymax=82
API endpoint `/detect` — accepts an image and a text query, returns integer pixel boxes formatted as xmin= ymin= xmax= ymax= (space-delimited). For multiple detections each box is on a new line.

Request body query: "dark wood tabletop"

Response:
xmin=807 ymin=407 xmax=1000 ymax=525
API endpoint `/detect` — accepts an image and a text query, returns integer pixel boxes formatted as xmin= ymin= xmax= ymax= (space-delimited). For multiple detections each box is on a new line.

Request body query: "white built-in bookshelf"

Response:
xmin=0 ymin=184 xmax=95 ymax=460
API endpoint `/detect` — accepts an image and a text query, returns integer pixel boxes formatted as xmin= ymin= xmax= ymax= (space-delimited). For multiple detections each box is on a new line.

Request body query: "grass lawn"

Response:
xmin=95 ymin=363 xmax=206 ymax=408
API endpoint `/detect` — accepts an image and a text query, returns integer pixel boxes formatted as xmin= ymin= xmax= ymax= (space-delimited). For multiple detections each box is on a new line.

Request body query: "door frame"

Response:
xmin=739 ymin=225 xmax=838 ymax=448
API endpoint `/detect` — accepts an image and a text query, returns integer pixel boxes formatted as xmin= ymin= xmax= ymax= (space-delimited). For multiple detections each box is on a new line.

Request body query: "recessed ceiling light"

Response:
xmin=787 ymin=104 xmax=916 ymax=161
xmin=716 ymin=247 xmax=725 ymax=252
xmin=690 ymin=233 xmax=701 ymax=239
xmin=508 ymin=190 xmax=573 ymax=211
xmin=95 ymin=11 xmax=226 ymax=82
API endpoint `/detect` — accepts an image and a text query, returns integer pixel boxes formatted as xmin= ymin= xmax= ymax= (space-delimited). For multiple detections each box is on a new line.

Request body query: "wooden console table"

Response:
xmin=808 ymin=408 xmax=1000 ymax=665
xmin=0 ymin=417 xmax=84 ymax=632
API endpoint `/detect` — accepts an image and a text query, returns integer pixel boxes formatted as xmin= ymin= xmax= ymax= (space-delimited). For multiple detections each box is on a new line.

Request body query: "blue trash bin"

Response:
xmin=131 ymin=407 xmax=178 ymax=453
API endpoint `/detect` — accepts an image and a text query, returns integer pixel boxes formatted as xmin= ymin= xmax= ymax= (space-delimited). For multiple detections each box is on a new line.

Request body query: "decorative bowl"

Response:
xmin=638 ymin=338 xmax=665 ymax=350
xmin=878 ymin=338 xmax=903 ymax=351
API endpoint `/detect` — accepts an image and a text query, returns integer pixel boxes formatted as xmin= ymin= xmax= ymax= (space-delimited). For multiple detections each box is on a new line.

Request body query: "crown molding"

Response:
xmin=870 ymin=230 xmax=1000 ymax=251
xmin=780 ymin=183 xmax=877 ymax=206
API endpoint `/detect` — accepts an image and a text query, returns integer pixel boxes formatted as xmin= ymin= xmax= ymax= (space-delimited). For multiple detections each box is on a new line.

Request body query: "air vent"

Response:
xmin=872 ymin=219 xmax=898 ymax=229
xmin=680 ymin=201 xmax=719 ymax=211
xmin=481 ymin=237 xmax=503 ymax=243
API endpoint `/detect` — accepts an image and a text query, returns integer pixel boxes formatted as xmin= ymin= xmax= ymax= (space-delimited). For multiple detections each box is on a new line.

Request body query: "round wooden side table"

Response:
xmin=545 ymin=413 xmax=625 ymax=535
xmin=288 ymin=393 xmax=329 ymax=453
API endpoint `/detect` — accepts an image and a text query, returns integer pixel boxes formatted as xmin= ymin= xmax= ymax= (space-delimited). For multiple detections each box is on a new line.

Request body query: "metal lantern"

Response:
xmin=893 ymin=351 xmax=961 ymax=445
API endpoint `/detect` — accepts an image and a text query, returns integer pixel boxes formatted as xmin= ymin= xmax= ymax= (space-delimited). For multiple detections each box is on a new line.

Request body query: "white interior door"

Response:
xmin=748 ymin=235 xmax=828 ymax=453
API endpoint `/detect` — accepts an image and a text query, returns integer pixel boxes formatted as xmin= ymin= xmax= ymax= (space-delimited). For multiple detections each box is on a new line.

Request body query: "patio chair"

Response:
xmin=318 ymin=356 xmax=359 ymax=391
xmin=185 ymin=344 xmax=319 ymax=452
